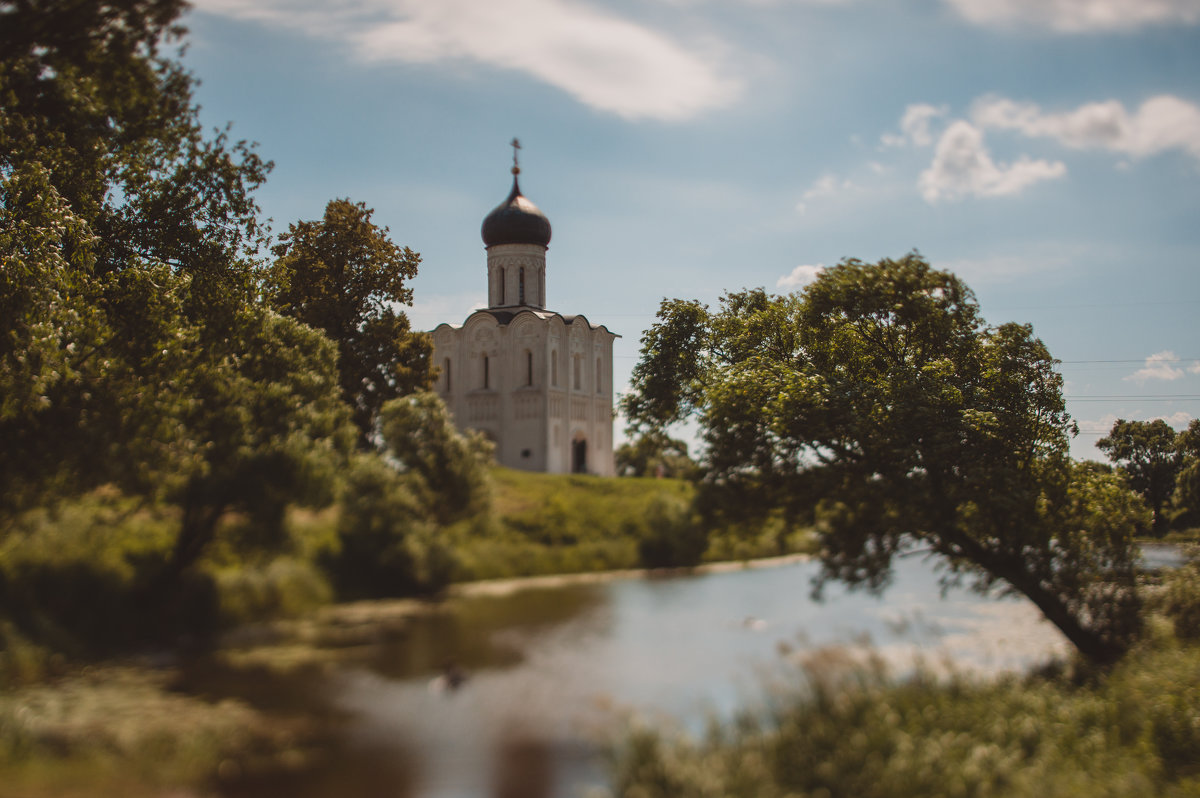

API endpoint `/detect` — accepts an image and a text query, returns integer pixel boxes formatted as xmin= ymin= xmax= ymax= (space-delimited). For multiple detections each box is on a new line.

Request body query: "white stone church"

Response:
xmin=430 ymin=155 xmax=618 ymax=476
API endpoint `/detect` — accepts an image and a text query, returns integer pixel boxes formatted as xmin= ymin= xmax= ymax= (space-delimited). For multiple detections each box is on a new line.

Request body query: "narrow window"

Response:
xmin=596 ymin=357 xmax=602 ymax=394
xmin=519 ymin=267 xmax=526 ymax=305
xmin=483 ymin=355 xmax=490 ymax=389
xmin=551 ymin=351 xmax=558 ymax=386
xmin=526 ymin=350 xmax=533 ymax=386
xmin=573 ymin=355 xmax=581 ymax=390
xmin=443 ymin=357 xmax=452 ymax=392
xmin=499 ymin=268 xmax=506 ymax=304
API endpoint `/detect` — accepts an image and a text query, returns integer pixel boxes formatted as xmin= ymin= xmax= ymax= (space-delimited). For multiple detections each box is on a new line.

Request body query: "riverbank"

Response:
xmin=1 ymin=555 xmax=814 ymax=798
xmin=3 ymin=552 xmax=1197 ymax=798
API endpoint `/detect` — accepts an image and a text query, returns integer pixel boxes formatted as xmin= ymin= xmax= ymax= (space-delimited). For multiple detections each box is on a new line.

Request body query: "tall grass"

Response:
xmin=610 ymin=567 xmax=1200 ymax=798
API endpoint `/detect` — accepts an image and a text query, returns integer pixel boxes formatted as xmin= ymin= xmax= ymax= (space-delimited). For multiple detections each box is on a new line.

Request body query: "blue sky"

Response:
xmin=181 ymin=0 xmax=1200 ymax=460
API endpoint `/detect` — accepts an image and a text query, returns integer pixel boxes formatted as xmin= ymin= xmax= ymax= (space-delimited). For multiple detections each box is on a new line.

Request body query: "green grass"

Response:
xmin=450 ymin=468 xmax=813 ymax=581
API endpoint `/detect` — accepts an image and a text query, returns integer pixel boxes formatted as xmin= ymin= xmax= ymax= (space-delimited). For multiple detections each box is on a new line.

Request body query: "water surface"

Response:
xmin=209 ymin=554 xmax=1072 ymax=797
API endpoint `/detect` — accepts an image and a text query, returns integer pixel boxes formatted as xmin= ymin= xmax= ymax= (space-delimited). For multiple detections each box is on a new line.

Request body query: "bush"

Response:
xmin=612 ymin=639 xmax=1200 ymax=798
xmin=324 ymin=455 xmax=456 ymax=599
xmin=1159 ymin=552 xmax=1200 ymax=640
xmin=0 ymin=494 xmax=178 ymax=655
xmin=631 ymin=493 xmax=708 ymax=569
xmin=213 ymin=557 xmax=333 ymax=627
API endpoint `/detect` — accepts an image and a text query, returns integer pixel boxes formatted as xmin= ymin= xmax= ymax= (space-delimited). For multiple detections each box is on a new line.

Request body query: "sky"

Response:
xmin=180 ymin=0 xmax=1200 ymax=461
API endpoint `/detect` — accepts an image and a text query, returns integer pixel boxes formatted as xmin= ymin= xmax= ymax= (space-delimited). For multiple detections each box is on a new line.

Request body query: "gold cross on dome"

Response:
xmin=511 ymin=137 xmax=521 ymax=172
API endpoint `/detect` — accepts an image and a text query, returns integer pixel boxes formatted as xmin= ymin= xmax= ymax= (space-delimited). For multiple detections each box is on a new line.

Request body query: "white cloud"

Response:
xmin=778 ymin=263 xmax=825 ymax=289
xmin=795 ymin=174 xmax=857 ymax=213
xmin=972 ymin=95 xmax=1200 ymax=163
xmin=189 ymin=0 xmax=739 ymax=121
xmin=882 ymin=103 xmax=948 ymax=148
xmin=944 ymin=0 xmax=1200 ymax=33
xmin=918 ymin=120 xmax=1066 ymax=203
xmin=1124 ymin=350 xmax=1190 ymax=382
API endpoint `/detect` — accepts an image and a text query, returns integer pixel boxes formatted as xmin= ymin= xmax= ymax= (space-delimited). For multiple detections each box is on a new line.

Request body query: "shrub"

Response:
xmin=1159 ymin=552 xmax=1200 ymax=640
xmin=325 ymin=455 xmax=456 ymax=598
xmin=632 ymin=493 xmax=708 ymax=569
xmin=212 ymin=557 xmax=333 ymax=627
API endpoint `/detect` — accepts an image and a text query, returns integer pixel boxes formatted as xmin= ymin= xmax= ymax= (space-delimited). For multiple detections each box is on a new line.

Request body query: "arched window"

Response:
xmin=551 ymin=350 xmax=558 ymax=386
xmin=525 ymin=350 xmax=534 ymax=386
xmin=519 ymin=267 xmax=526 ymax=305
xmin=596 ymin=357 xmax=602 ymax=394
xmin=443 ymin=357 xmax=452 ymax=392
xmin=483 ymin=355 xmax=490 ymax=389
xmin=499 ymin=268 xmax=506 ymax=305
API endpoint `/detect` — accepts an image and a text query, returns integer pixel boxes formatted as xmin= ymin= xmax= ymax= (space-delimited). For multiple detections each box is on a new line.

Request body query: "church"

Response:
xmin=430 ymin=146 xmax=618 ymax=476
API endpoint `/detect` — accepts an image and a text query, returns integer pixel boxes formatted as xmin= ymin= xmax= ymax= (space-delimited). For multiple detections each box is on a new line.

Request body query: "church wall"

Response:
xmin=432 ymin=310 xmax=615 ymax=477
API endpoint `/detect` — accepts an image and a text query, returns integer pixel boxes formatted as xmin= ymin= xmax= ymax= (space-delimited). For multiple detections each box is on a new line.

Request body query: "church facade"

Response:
xmin=430 ymin=158 xmax=618 ymax=476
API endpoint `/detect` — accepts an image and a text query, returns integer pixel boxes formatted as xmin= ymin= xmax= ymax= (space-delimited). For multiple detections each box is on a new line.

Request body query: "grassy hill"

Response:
xmin=450 ymin=467 xmax=812 ymax=581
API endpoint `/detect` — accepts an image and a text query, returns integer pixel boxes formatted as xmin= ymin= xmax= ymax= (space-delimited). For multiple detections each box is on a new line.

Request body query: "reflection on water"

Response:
xmin=206 ymin=555 xmax=1073 ymax=798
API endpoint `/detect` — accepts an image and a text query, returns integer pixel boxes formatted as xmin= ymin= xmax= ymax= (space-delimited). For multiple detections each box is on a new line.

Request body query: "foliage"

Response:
xmin=159 ymin=310 xmax=355 ymax=584
xmin=0 ymin=1 xmax=359 ymax=628
xmin=616 ymin=430 xmax=700 ymax=479
xmin=266 ymin=199 xmax=433 ymax=444
xmin=0 ymin=0 xmax=270 ymax=307
xmin=611 ymin=636 xmax=1200 ymax=798
xmin=1158 ymin=552 xmax=1200 ymax=640
xmin=629 ymin=493 xmax=708 ymax=569
xmin=1173 ymin=420 xmax=1200 ymax=529
xmin=0 ymin=491 xmax=182 ymax=656
xmin=1098 ymin=418 xmax=1184 ymax=535
xmin=212 ymin=557 xmax=333 ymax=628
xmin=325 ymin=454 xmax=456 ymax=599
xmin=379 ymin=392 xmax=494 ymax=526
xmin=621 ymin=253 xmax=1144 ymax=664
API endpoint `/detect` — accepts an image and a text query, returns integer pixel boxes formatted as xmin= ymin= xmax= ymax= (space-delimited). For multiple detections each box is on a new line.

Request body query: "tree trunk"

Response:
xmin=1002 ymin=569 xmax=1129 ymax=666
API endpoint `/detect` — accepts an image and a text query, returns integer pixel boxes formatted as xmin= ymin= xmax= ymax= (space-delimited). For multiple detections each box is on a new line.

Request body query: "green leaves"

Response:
xmin=266 ymin=199 xmax=433 ymax=444
xmin=1098 ymin=419 xmax=1185 ymax=534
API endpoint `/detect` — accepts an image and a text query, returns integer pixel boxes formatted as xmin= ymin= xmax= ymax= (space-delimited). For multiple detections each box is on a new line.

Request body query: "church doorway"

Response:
xmin=571 ymin=436 xmax=588 ymax=474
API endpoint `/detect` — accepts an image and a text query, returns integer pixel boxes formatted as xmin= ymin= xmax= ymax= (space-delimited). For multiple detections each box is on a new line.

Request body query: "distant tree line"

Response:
xmin=1096 ymin=418 xmax=1200 ymax=535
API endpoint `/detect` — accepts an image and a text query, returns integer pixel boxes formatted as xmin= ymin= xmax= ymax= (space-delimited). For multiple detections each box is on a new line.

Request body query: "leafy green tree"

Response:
xmin=622 ymin=254 xmax=1144 ymax=664
xmin=0 ymin=0 xmax=271 ymax=317
xmin=379 ymin=392 xmax=493 ymax=526
xmin=1 ymin=0 xmax=275 ymax=519
xmin=1 ymin=1 xmax=358 ymax=616
xmin=1097 ymin=419 xmax=1183 ymax=535
xmin=615 ymin=430 xmax=699 ymax=479
xmin=266 ymin=199 xmax=434 ymax=445
xmin=1174 ymin=419 xmax=1200 ymax=528
xmin=159 ymin=311 xmax=355 ymax=584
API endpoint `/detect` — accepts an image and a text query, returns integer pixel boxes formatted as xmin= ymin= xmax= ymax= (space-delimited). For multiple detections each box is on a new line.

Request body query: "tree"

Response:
xmin=378 ymin=392 xmax=493 ymax=526
xmin=1 ymin=0 xmax=275 ymax=521
xmin=615 ymin=430 xmax=699 ymax=479
xmin=1097 ymin=419 xmax=1183 ymax=535
xmin=266 ymin=199 xmax=434 ymax=445
xmin=622 ymin=254 xmax=1144 ymax=664
xmin=1174 ymin=419 xmax=1200 ymax=528
xmin=1 ymin=1 xmax=359 ymax=618
xmin=159 ymin=311 xmax=355 ymax=585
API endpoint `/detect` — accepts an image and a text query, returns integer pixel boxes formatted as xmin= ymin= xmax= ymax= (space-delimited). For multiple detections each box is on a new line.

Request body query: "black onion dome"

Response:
xmin=481 ymin=174 xmax=551 ymax=247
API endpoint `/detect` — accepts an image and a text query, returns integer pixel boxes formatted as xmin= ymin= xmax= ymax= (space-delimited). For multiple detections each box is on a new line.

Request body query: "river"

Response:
xmin=186 ymin=553 xmax=1079 ymax=798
